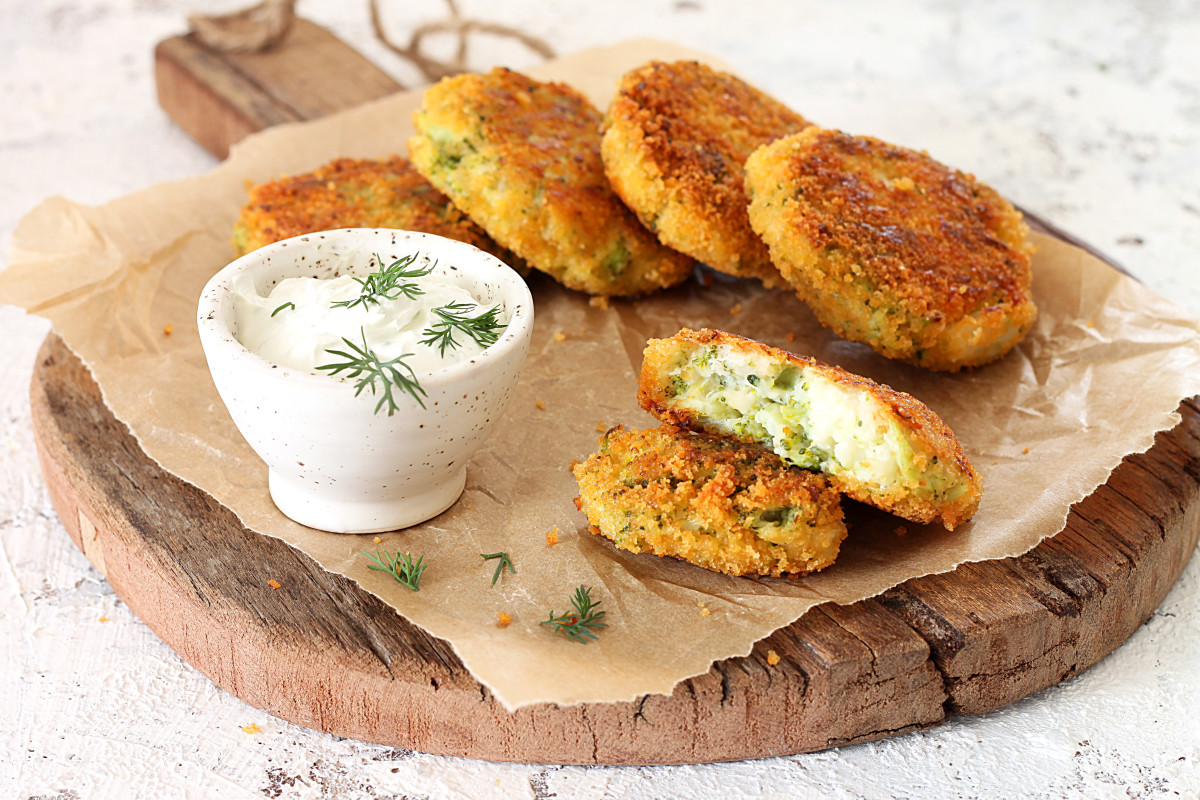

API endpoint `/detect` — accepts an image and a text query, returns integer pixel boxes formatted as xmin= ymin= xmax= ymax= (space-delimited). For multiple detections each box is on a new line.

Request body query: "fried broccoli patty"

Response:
xmin=407 ymin=67 xmax=693 ymax=296
xmin=231 ymin=156 xmax=521 ymax=270
xmin=572 ymin=424 xmax=846 ymax=577
xmin=602 ymin=60 xmax=810 ymax=287
xmin=744 ymin=127 xmax=1036 ymax=371
xmin=638 ymin=329 xmax=981 ymax=529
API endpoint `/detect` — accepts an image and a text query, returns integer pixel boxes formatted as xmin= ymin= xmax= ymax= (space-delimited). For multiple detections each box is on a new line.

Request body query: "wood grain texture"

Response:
xmin=30 ymin=333 xmax=1200 ymax=764
xmin=154 ymin=19 xmax=402 ymax=159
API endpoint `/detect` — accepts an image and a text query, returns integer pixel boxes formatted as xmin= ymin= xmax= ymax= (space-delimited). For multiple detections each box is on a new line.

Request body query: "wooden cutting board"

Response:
xmin=28 ymin=19 xmax=1200 ymax=766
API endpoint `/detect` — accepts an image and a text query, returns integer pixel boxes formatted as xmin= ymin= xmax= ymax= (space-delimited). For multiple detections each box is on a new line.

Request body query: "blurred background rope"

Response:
xmin=188 ymin=0 xmax=554 ymax=86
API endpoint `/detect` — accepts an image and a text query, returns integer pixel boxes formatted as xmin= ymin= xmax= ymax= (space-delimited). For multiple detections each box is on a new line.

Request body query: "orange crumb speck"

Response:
xmin=786 ymin=332 xmax=796 ymax=343
xmin=546 ymin=526 xmax=560 ymax=546
xmin=553 ymin=331 xmax=566 ymax=342
xmin=163 ymin=324 xmax=174 ymax=336
xmin=536 ymin=400 xmax=547 ymax=411
xmin=241 ymin=723 xmax=262 ymax=734
xmin=1086 ymin=320 xmax=1095 ymax=328
xmin=589 ymin=295 xmax=610 ymax=310
xmin=267 ymin=579 xmax=281 ymax=589
xmin=595 ymin=421 xmax=606 ymax=432
xmin=729 ymin=303 xmax=742 ymax=316
xmin=373 ymin=537 xmax=382 ymax=543
xmin=1022 ymin=447 xmax=1030 ymax=454
xmin=894 ymin=526 xmax=908 ymax=536
xmin=992 ymin=459 xmax=999 ymax=465
xmin=767 ymin=650 xmax=781 ymax=666
xmin=98 ymin=615 xmax=109 ymax=622
xmin=497 ymin=612 xmax=511 ymax=627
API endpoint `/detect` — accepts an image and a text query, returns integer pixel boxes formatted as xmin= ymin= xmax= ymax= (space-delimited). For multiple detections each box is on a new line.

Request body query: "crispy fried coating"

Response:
xmin=407 ymin=67 xmax=693 ymax=296
xmin=744 ymin=128 xmax=1036 ymax=371
xmin=231 ymin=156 xmax=522 ymax=270
xmin=572 ymin=425 xmax=846 ymax=577
xmin=638 ymin=328 xmax=982 ymax=529
xmin=602 ymin=60 xmax=810 ymax=287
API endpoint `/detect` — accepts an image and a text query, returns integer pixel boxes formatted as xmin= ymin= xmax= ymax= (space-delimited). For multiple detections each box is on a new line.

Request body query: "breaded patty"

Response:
xmin=744 ymin=127 xmax=1036 ymax=371
xmin=407 ymin=67 xmax=693 ymax=296
xmin=572 ymin=424 xmax=846 ymax=577
xmin=602 ymin=60 xmax=810 ymax=286
xmin=638 ymin=328 xmax=982 ymax=529
xmin=232 ymin=157 xmax=521 ymax=271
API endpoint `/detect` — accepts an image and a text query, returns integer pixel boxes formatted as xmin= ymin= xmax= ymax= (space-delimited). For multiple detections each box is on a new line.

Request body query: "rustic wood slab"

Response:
xmin=31 ymin=333 xmax=1200 ymax=763
xmin=34 ymin=16 xmax=1186 ymax=764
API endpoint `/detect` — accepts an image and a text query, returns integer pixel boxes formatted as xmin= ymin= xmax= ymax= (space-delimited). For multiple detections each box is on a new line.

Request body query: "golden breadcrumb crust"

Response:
xmin=407 ymin=67 xmax=693 ymax=296
xmin=231 ymin=156 xmax=520 ymax=269
xmin=602 ymin=60 xmax=810 ymax=286
xmin=744 ymin=128 xmax=1036 ymax=371
xmin=638 ymin=328 xmax=982 ymax=529
xmin=572 ymin=424 xmax=846 ymax=577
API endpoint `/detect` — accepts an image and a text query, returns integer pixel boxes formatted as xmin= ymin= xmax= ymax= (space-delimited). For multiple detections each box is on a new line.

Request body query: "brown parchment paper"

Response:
xmin=5 ymin=40 xmax=1200 ymax=711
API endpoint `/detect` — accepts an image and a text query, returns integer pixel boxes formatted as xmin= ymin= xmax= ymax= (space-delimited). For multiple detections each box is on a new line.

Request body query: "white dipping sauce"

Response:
xmin=230 ymin=256 xmax=504 ymax=374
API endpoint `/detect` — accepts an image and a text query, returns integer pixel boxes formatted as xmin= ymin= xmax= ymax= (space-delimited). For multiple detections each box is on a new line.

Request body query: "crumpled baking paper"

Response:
xmin=4 ymin=39 xmax=1199 ymax=710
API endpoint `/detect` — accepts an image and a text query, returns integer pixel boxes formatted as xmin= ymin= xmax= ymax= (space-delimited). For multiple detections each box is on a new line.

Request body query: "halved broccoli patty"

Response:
xmin=638 ymin=328 xmax=982 ymax=529
xmin=572 ymin=424 xmax=846 ymax=577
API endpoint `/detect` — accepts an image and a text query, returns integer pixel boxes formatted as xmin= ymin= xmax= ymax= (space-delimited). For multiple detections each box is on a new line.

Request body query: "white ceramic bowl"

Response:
xmin=196 ymin=228 xmax=533 ymax=533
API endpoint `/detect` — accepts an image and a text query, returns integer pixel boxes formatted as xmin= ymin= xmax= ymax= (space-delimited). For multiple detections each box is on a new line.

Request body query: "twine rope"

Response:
xmin=188 ymin=0 xmax=555 ymax=86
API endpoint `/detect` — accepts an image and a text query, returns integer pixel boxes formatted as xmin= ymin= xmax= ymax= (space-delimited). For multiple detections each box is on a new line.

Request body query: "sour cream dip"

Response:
xmin=230 ymin=253 xmax=506 ymax=375
xmin=196 ymin=228 xmax=533 ymax=533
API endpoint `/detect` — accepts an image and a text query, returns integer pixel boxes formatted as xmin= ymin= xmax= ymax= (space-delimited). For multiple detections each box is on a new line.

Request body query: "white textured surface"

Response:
xmin=2 ymin=1 xmax=1199 ymax=797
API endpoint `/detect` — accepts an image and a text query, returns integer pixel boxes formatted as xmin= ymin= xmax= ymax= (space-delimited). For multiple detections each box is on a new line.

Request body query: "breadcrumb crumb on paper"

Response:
xmin=267 ymin=579 xmax=281 ymax=589
xmin=589 ymin=296 xmax=611 ymax=310
xmin=497 ymin=612 xmax=511 ymax=627
xmin=766 ymin=649 xmax=781 ymax=666
xmin=241 ymin=723 xmax=262 ymax=734
xmin=536 ymin=400 xmax=547 ymax=411
xmin=546 ymin=526 xmax=560 ymax=546
xmin=553 ymin=331 xmax=567 ymax=342
xmin=163 ymin=324 xmax=174 ymax=336
xmin=98 ymin=615 xmax=109 ymax=622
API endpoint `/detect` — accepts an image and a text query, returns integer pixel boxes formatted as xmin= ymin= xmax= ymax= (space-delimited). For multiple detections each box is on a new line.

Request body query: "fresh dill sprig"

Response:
xmin=316 ymin=328 xmax=427 ymax=414
xmin=540 ymin=585 xmax=607 ymax=644
xmin=480 ymin=551 xmax=516 ymax=586
xmin=419 ymin=302 xmax=506 ymax=357
xmin=363 ymin=548 xmax=427 ymax=591
xmin=271 ymin=301 xmax=295 ymax=317
xmin=331 ymin=252 xmax=434 ymax=310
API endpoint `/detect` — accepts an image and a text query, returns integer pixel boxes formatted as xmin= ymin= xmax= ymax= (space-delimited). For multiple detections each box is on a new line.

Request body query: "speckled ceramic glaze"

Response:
xmin=196 ymin=228 xmax=533 ymax=533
